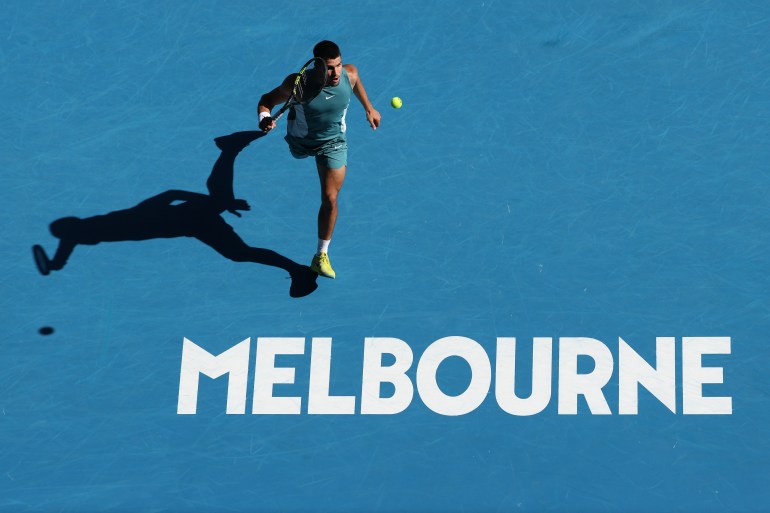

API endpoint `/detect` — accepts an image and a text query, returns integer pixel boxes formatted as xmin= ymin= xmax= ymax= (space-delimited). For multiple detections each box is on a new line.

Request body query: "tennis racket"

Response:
xmin=271 ymin=57 xmax=328 ymax=122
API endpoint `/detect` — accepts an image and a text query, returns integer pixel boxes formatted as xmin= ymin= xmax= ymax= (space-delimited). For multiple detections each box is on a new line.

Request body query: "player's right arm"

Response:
xmin=258 ymin=75 xmax=295 ymax=133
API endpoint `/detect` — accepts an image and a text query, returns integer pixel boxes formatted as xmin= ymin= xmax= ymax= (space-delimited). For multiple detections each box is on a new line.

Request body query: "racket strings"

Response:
xmin=297 ymin=62 xmax=326 ymax=103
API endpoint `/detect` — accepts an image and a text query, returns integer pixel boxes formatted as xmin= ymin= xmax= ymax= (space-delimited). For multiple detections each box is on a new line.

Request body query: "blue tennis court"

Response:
xmin=2 ymin=1 xmax=769 ymax=512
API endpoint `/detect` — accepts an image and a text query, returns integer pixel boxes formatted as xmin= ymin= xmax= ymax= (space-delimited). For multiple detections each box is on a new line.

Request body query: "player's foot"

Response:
xmin=289 ymin=265 xmax=319 ymax=298
xmin=311 ymin=252 xmax=336 ymax=279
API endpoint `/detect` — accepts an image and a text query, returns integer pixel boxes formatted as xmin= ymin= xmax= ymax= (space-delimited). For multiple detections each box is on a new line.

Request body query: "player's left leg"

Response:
xmin=317 ymin=163 xmax=346 ymax=241
xmin=312 ymin=163 xmax=346 ymax=279
xmin=195 ymin=221 xmax=318 ymax=297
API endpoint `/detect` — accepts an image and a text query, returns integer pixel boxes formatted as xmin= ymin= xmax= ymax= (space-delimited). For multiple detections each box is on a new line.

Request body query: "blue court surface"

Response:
xmin=2 ymin=1 xmax=770 ymax=512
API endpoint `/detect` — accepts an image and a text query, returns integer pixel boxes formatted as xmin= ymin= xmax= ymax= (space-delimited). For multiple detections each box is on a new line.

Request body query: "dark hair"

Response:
xmin=313 ymin=40 xmax=341 ymax=60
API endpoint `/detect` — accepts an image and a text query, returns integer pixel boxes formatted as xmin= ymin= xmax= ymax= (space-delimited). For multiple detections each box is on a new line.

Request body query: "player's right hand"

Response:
xmin=259 ymin=116 xmax=276 ymax=133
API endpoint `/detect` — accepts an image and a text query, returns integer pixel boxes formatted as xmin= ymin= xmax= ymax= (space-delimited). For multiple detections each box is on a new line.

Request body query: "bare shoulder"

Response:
xmin=344 ymin=63 xmax=359 ymax=82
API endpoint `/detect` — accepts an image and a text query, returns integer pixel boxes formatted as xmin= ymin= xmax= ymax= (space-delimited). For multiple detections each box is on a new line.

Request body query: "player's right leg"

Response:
xmin=311 ymin=163 xmax=346 ymax=279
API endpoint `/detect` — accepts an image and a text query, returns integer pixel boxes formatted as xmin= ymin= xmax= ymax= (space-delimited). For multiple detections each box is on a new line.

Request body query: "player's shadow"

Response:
xmin=32 ymin=130 xmax=318 ymax=298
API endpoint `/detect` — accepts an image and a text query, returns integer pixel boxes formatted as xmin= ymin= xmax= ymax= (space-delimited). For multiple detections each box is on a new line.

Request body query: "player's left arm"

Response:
xmin=149 ymin=190 xmax=249 ymax=217
xmin=138 ymin=190 xmax=208 ymax=207
xmin=345 ymin=64 xmax=380 ymax=130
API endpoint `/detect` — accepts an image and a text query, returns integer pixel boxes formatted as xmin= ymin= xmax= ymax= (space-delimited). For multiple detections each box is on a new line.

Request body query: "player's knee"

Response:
xmin=321 ymin=190 xmax=338 ymax=209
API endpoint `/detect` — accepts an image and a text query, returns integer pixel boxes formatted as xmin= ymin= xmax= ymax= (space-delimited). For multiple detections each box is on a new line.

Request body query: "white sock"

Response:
xmin=317 ymin=239 xmax=331 ymax=255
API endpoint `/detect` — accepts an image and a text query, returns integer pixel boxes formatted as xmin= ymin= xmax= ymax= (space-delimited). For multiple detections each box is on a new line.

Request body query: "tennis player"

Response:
xmin=258 ymin=40 xmax=381 ymax=279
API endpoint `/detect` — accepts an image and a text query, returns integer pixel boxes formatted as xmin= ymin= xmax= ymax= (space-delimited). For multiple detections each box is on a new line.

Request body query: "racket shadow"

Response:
xmin=32 ymin=130 xmax=318 ymax=298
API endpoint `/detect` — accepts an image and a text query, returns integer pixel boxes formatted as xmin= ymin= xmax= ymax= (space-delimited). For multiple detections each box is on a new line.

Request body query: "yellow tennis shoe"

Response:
xmin=311 ymin=252 xmax=336 ymax=279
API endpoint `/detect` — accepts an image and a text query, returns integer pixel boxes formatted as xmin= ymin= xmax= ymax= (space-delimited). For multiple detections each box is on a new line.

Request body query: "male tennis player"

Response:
xmin=258 ymin=40 xmax=381 ymax=279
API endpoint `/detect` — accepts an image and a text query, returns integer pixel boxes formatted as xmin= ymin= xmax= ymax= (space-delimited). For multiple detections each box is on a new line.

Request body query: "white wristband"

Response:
xmin=259 ymin=111 xmax=271 ymax=123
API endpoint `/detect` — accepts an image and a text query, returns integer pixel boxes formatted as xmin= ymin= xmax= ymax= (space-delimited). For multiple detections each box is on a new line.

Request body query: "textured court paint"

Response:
xmin=2 ymin=1 xmax=769 ymax=512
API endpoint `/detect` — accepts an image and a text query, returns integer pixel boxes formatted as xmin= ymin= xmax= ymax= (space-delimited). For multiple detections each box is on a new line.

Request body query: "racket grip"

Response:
xmin=261 ymin=108 xmax=283 ymax=132
xmin=272 ymin=106 xmax=288 ymax=122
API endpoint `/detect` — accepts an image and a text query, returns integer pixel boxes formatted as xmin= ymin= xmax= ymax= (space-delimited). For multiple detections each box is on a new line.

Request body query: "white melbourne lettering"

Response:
xmin=177 ymin=336 xmax=734 ymax=416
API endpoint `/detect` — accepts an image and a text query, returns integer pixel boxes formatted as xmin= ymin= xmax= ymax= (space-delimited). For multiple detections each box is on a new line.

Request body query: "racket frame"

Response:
xmin=272 ymin=57 xmax=328 ymax=122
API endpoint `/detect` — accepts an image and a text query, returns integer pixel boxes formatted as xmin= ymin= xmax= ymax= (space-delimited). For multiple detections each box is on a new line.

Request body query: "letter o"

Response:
xmin=416 ymin=336 xmax=491 ymax=415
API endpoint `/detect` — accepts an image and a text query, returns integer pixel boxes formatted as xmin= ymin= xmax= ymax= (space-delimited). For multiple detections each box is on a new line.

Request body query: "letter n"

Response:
xmin=618 ymin=337 xmax=676 ymax=414
xmin=177 ymin=338 xmax=251 ymax=414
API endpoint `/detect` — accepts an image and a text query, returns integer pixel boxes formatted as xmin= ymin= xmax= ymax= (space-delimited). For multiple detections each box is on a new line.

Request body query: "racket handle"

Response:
xmin=272 ymin=104 xmax=289 ymax=122
xmin=263 ymin=100 xmax=293 ymax=131
xmin=261 ymin=108 xmax=283 ymax=132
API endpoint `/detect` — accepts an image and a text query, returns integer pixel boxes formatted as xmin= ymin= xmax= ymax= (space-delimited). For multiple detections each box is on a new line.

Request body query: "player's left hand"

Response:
xmin=227 ymin=199 xmax=251 ymax=217
xmin=366 ymin=108 xmax=381 ymax=130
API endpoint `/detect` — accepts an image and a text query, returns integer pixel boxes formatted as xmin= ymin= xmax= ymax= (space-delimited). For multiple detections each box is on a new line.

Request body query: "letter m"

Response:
xmin=177 ymin=338 xmax=251 ymax=414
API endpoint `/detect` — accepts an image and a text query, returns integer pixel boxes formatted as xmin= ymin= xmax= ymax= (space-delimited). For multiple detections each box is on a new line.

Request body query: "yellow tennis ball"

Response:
xmin=391 ymin=97 xmax=403 ymax=109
